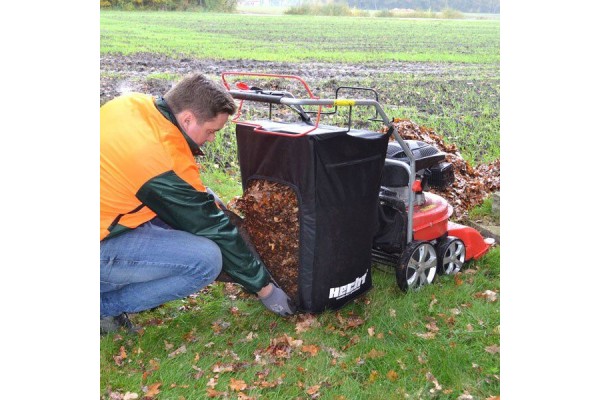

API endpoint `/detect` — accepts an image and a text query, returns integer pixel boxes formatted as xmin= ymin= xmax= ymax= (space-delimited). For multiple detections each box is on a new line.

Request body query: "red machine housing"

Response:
xmin=412 ymin=192 xmax=490 ymax=261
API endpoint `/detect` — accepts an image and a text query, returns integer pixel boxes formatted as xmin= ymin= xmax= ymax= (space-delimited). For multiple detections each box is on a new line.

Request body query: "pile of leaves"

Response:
xmin=229 ymin=180 xmax=301 ymax=302
xmin=391 ymin=119 xmax=500 ymax=221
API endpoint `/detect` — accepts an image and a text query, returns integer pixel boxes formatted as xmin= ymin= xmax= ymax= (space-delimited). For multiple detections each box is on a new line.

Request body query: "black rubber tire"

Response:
xmin=436 ymin=236 xmax=466 ymax=275
xmin=395 ymin=241 xmax=437 ymax=291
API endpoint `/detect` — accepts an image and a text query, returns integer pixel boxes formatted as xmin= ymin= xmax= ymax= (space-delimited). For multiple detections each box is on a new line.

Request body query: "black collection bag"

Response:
xmin=236 ymin=121 xmax=391 ymax=313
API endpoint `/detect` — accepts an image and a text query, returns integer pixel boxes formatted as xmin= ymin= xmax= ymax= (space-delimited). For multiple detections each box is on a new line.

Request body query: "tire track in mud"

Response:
xmin=100 ymin=53 xmax=494 ymax=105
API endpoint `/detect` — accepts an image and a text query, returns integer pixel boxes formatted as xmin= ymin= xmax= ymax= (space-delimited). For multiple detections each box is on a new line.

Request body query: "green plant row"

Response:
xmin=100 ymin=11 xmax=499 ymax=64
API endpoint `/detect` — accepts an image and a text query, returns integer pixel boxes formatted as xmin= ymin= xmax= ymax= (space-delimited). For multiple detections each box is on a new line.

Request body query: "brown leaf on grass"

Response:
xmin=342 ymin=335 xmax=360 ymax=350
xmin=386 ymin=370 xmax=399 ymax=382
xmin=237 ymin=393 xmax=256 ymax=400
xmin=206 ymin=388 xmax=227 ymax=398
xmin=336 ymin=312 xmax=365 ymax=329
xmin=389 ymin=308 xmax=397 ymax=318
xmin=143 ymin=382 xmax=161 ymax=399
xmin=256 ymin=374 xmax=285 ymax=389
xmin=306 ymin=385 xmax=321 ymax=395
xmin=123 ymin=393 xmax=139 ymax=400
xmin=212 ymin=363 xmax=234 ymax=373
xmin=211 ymin=320 xmax=231 ymax=335
xmin=415 ymin=332 xmax=437 ymax=340
xmin=301 ymin=344 xmax=320 ymax=356
xmin=425 ymin=320 xmax=440 ymax=333
xmin=475 ymin=290 xmax=498 ymax=302
xmin=192 ymin=365 xmax=204 ymax=380
xmin=164 ymin=341 xmax=174 ymax=350
xmin=206 ymin=377 xmax=218 ymax=389
xmin=295 ymin=314 xmax=321 ymax=333
xmin=466 ymin=324 xmax=474 ymax=332
xmin=418 ymin=354 xmax=428 ymax=364
xmin=368 ymin=371 xmax=379 ymax=383
xmin=428 ymin=295 xmax=438 ymax=310
xmin=457 ymin=392 xmax=474 ymax=400
xmin=229 ymin=378 xmax=248 ymax=392
xmin=323 ymin=346 xmax=344 ymax=359
xmin=367 ymin=326 xmax=375 ymax=337
xmin=365 ymin=349 xmax=386 ymax=359
xmin=426 ymin=372 xmax=442 ymax=393
xmin=485 ymin=344 xmax=500 ymax=354
xmin=113 ymin=346 xmax=127 ymax=366
xmin=486 ymin=396 xmax=500 ymax=400
xmin=168 ymin=345 xmax=187 ymax=358
xmin=241 ymin=332 xmax=258 ymax=343
xmin=454 ymin=274 xmax=464 ymax=286
xmin=183 ymin=329 xmax=197 ymax=342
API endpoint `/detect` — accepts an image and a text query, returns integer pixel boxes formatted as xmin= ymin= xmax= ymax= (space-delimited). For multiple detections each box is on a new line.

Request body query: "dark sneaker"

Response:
xmin=100 ymin=313 xmax=140 ymax=335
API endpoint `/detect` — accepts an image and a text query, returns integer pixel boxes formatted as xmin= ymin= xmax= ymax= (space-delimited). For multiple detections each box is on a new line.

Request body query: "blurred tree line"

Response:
xmin=99 ymin=0 xmax=237 ymax=11
xmin=347 ymin=0 xmax=499 ymax=12
xmin=100 ymin=0 xmax=499 ymax=13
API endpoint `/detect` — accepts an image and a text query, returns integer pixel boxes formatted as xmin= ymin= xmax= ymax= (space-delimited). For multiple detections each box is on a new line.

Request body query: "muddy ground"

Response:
xmin=100 ymin=53 xmax=490 ymax=105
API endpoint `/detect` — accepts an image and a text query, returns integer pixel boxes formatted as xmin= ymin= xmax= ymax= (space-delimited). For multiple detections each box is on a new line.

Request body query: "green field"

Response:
xmin=100 ymin=11 xmax=499 ymax=64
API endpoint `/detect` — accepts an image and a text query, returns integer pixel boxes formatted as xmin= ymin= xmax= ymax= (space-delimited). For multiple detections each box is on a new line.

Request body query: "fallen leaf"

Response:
xmin=301 ymin=344 xmax=320 ymax=357
xmin=428 ymin=295 xmax=438 ymax=310
xmin=485 ymin=344 xmax=500 ymax=354
xmin=426 ymin=371 xmax=442 ymax=392
xmin=306 ymin=385 xmax=321 ymax=395
xmin=425 ymin=321 xmax=439 ymax=333
xmin=143 ymin=382 xmax=161 ymax=399
xmin=164 ymin=341 xmax=174 ymax=351
xmin=367 ymin=327 xmax=375 ymax=337
xmin=295 ymin=314 xmax=320 ymax=333
xmin=415 ymin=332 xmax=436 ymax=340
xmin=386 ymin=370 xmax=398 ymax=381
xmin=366 ymin=349 xmax=386 ymax=359
xmin=229 ymin=378 xmax=248 ymax=392
xmin=454 ymin=274 xmax=464 ymax=286
xmin=475 ymin=290 xmax=498 ymax=302
xmin=123 ymin=393 xmax=139 ymax=400
xmin=389 ymin=309 xmax=397 ymax=318
xmin=206 ymin=388 xmax=226 ymax=398
xmin=369 ymin=370 xmax=379 ymax=383
xmin=212 ymin=363 xmax=234 ymax=373
xmin=168 ymin=345 xmax=187 ymax=358
xmin=486 ymin=397 xmax=500 ymax=400
xmin=206 ymin=377 xmax=218 ymax=389
xmin=466 ymin=324 xmax=474 ymax=332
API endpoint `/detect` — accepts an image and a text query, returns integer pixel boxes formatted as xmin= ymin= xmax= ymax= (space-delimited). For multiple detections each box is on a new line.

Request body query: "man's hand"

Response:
xmin=258 ymin=283 xmax=296 ymax=317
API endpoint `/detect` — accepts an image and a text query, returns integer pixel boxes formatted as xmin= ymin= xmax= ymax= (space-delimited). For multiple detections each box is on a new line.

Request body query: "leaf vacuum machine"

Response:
xmin=221 ymin=72 xmax=494 ymax=313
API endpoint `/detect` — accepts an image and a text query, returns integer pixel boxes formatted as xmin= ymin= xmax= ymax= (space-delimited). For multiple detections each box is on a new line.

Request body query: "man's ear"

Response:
xmin=175 ymin=110 xmax=194 ymax=130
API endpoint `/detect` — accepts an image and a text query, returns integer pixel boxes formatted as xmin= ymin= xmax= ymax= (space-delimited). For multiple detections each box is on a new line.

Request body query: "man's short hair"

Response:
xmin=164 ymin=73 xmax=236 ymax=123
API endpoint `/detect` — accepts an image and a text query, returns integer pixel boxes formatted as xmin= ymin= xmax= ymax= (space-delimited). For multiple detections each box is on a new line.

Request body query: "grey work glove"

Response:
xmin=259 ymin=284 xmax=296 ymax=317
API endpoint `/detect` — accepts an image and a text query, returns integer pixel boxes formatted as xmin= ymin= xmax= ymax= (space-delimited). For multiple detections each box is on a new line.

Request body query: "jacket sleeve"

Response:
xmin=136 ymin=170 xmax=270 ymax=293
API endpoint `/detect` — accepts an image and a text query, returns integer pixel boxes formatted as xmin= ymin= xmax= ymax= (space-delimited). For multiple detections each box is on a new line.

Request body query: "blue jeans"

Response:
xmin=100 ymin=217 xmax=222 ymax=317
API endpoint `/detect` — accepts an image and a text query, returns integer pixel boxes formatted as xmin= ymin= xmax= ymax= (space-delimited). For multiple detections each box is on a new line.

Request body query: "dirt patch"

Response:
xmin=100 ymin=53 xmax=476 ymax=105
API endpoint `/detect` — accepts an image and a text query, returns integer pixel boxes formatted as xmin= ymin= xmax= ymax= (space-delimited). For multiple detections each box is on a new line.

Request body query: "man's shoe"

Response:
xmin=100 ymin=313 xmax=140 ymax=335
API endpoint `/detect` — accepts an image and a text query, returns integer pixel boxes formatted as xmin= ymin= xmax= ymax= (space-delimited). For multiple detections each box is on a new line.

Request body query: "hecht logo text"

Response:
xmin=329 ymin=271 xmax=368 ymax=300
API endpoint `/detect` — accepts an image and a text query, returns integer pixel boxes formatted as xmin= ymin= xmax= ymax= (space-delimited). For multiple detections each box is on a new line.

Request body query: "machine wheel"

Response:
xmin=396 ymin=241 xmax=437 ymax=291
xmin=436 ymin=237 xmax=466 ymax=275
